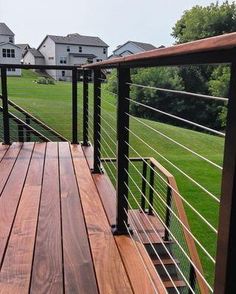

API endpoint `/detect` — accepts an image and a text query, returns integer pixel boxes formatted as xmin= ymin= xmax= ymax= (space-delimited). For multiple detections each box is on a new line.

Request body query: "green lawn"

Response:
xmin=4 ymin=69 xmax=224 ymax=288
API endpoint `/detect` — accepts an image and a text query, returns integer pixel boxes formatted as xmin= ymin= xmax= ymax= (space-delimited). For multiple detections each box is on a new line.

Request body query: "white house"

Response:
xmin=24 ymin=33 xmax=109 ymax=81
xmin=23 ymin=48 xmax=45 ymax=69
xmin=0 ymin=23 xmax=21 ymax=76
xmin=16 ymin=44 xmax=31 ymax=59
xmin=109 ymin=41 xmax=159 ymax=59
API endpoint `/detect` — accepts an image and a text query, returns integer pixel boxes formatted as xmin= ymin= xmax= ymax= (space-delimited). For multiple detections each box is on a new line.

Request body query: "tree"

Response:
xmin=172 ymin=1 xmax=236 ymax=43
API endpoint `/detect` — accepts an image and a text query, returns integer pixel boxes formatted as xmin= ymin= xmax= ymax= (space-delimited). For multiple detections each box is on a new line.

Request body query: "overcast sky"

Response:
xmin=0 ymin=0 xmax=232 ymax=54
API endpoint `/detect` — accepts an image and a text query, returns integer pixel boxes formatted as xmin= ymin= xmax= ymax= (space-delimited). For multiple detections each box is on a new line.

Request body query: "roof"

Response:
xmin=69 ymin=53 xmax=97 ymax=58
xmin=25 ymin=48 xmax=44 ymax=58
xmin=39 ymin=33 xmax=109 ymax=49
xmin=114 ymin=41 xmax=156 ymax=53
xmin=0 ymin=42 xmax=20 ymax=49
xmin=16 ymin=44 xmax=31 ymax=50
xmin=0 ymin=23 xmax=14 ymax=36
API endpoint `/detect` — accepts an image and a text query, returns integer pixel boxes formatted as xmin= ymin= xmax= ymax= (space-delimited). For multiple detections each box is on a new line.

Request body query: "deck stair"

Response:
xmin=129 ymin=210 xmax=187 ymax=293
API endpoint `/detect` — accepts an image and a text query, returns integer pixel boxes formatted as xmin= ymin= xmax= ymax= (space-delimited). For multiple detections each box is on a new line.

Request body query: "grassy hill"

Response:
xmin=5 ymin=69 xmax=223 ymax=286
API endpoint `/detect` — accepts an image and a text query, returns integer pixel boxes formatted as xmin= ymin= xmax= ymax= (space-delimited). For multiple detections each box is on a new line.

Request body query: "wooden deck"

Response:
xmin=0 ymin=142 xmax=166 ymax=294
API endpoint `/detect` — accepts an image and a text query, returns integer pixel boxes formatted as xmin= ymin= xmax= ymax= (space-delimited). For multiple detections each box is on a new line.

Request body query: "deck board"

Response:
xmin=71 ymin=144 xmax=133 ymax=294
xmin=0 ymin=142 xmax=163 ymax=294
xmin=0 ymin=143 xmax=46 ymax=293
xmin=58 ymin=142 xmax=98 ymax=294
xmin=30 ymin=142 xmax=63 ymax=294
xmin=0 ymin=142 xmax=34 ymax=266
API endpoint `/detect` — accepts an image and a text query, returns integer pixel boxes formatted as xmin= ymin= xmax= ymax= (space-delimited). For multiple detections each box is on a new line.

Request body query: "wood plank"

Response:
xmin=71 ymin=144 xmax=133 ymax=294
xmin=0 ymin=142 xmax=34 ymax=265
xmin=0 ymin=143 xmax=22 ymax=196
xmin=58 ymin=142 xmax=98 ymax=294
xmin=0 ymin=143 xmax=46 ymax=293
xmin=0 ymin=144 xmax=9 ymax=162
xmin=92 ymin=173 xmax=116 ymax=225
xmin=30 ymin=142 xmax=63 ymax=294
xmin=115 ymin=235 xmax=166 ymax=294
xmin=82 ymin=145 xmax=93 ymax=169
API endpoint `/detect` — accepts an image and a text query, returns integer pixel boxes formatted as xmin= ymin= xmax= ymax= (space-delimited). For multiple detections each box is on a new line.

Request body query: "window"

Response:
xmin=67 ymin=46 xmax=70 ymax=52
xmin=62 ymin=70 xmax=65 ymax=77
xmin=2 ymin=48 xmax=15 ymax=58
xmin=96 ymin=59 xmax=102 ymax=62
xmin=103 ymin=48 xmax=107 ymax=54
xmin=48 ymin=57 xmax=54 ymax=60
xmin=79 ymin=46 xmax=82 ymax=53
xmin=9 ymin=37 xmax=13 ymax=43
xmin=7 ymin=68 xmax=16 ymax=72
xmin=60 ymin=57 xmax=67 ymax=64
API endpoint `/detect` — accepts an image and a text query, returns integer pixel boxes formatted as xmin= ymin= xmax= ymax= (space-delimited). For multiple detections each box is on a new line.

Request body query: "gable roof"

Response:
xmin=39 ymin=33 xmax=108 ymax=49
xmin=0 ymin=42 xmax=20 ymax=49
xmin=16 ymin=44 xmax=31 ymax=50
xmin=131 ymin=41 xmax=157 ymax=51
xmin=0 ymin=23 xmax=14 ymax=36
xmin=24 ymin=48 xmax=44 ymax=58
xmin=114 ymin=40 xmax=156 ymax=53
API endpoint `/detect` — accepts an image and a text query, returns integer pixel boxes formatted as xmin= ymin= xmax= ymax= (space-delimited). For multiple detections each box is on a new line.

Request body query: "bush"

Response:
xmin=36 ymin=77 xmax=55 ymax=85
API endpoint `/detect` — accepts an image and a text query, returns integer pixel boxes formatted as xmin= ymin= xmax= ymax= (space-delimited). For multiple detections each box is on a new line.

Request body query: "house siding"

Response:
xmin=113 ymin=42 xmax=144 ymax=56
xmin=0 ymin=43 xmax=21 ymax=76
xmin=38 ymin=36 xmax=56 ymax=79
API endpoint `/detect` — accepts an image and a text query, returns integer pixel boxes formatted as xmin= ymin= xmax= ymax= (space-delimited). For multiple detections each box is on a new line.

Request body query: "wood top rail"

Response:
xmin=83 ymin=32 xmax=236 ymax=68
xmin=149 ymin=157 xmax=209 ymax=294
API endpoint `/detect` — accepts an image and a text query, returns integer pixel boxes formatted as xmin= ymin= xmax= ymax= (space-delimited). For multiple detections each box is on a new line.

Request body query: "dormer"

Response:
xmin=0 ymin=23 xmax=15 ymax=44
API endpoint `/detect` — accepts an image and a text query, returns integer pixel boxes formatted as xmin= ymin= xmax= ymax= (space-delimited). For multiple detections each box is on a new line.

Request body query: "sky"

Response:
xmin=0 ymin=0 xmax=233 ymax=54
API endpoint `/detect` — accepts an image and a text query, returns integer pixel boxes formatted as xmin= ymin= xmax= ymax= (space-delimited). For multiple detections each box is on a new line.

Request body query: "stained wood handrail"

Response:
xmin=83 ymin=32 xmax=236 ymax=68
xmin=149 ymin=157 xmax=209 ymax=294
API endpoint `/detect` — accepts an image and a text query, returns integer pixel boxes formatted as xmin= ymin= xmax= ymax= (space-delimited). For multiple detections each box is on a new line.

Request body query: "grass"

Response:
xmin=4 ymin=69 xmax=224 ymax=287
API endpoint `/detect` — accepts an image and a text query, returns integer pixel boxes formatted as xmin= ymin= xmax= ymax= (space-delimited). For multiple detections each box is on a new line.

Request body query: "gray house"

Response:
xmin=23 ymin=48 xmax=45 ymax=70
xmin=24 ymin=33 xmax=109 ymax=81
xmin=16 ymin=44 xmax=31 ymax=58
xmin=109 ymin=41 xmax=159 ymax=59
xmin=0 ymin=23 xmax=21 ymax=76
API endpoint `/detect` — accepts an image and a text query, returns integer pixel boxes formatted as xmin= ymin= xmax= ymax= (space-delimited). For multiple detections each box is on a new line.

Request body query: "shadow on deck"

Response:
xmin=0 ymin=142 xmax=165 ymax=294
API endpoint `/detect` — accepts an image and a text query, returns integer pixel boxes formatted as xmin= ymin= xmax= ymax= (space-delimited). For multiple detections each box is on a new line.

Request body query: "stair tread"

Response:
xmin=162 ymin=276 xmax=186 ymax=288
xmin=152 ymin=257 xmax=179 ymax=265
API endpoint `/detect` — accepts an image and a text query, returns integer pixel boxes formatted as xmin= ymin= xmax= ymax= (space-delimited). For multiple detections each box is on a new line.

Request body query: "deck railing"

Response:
xmin=81 ymin=32 xmax=236 ymax=294
xmin=1 ymin=32 xmax=236 ymax=293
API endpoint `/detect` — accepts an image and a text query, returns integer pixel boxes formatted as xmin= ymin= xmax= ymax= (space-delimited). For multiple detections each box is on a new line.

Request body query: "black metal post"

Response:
xmin=82 ymin=70 xmax=89 ymax=146
xmin=112 ymin=67 xmax=131 ymax=235
xmin=188 ymin=264 xmax=196 ymax=294
xmin=17 ymin=125 xmax=24 ymax=142
xmin=1 ymin=67 xmax=10 ymax=145
xmin=26 ymin=115 xmax=30 ymax=142
xmin=164 ymin=186 xmax=172 ymax=241
xmin=72 ymin=68 xmax=78 ymax=144
xmin=141 ymin=160 xmax=147 ymax=211
xmin=148 ymin=162 xmax=155 ymax=215
xmin=214 ymin=62 xmax=236 ymax=294
xmin=93 ymin=69 xmax=102 ymax=173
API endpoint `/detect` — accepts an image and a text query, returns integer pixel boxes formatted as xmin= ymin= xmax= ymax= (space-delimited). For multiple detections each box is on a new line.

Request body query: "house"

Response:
xmin=16 ymin=43 xmax=31 ymax=58
xmin=23 ymin=48 xmax=45 ymax=70
xmin=109 ymin=40 xmax=160 ymax=59
xmin=0 ymin=23 xmax=21 ymax=76
xmin=24 ymin=33 xmax=109 ymax=81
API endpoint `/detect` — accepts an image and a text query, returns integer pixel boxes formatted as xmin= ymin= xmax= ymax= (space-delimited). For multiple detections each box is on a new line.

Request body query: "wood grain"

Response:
xmin=0 ymin=142 xmax=34 ymax=265
xmin=0 ymin=143 xmax=46 ymax=293
xmin=71 ymin=144 xmax=133 ymax=294
xmin=58 ymin=142 xmax=98 ymax=294
xmin=30 ymin=142 xmax=63 ymax=294
xmin=0 ymin=143 xmax=22 ymax=196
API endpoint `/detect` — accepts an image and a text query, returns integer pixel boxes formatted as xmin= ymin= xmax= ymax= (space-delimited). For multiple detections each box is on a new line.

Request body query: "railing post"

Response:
xmin=26 ymin=115 xmax=30 ymax=142
xmin=188 ymin=265 xmax=196 ymax=294
xmin=93 ymin=69 xmax=102 ymax=173
xmin=164 ymin=185 xmax=172 ymax=241
xmin=141 ymin=159 xmax=147 ymax=211
xmin=112 ymin=67 xmax=131 ymax=235
xmin=72 ymin=67 xmax=78 ymax=144
xmin=17 ymin=125 xmax=24 ymax=142
xmin=148 ymin=162 xmax=155 ymax=215
xmin=82 ymin=69 xmax=89 ymax=146
xmin=214 ymin=61 xmax=236 ymax=294
xmin=1 ymin=67 xmax=10 ymax=145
